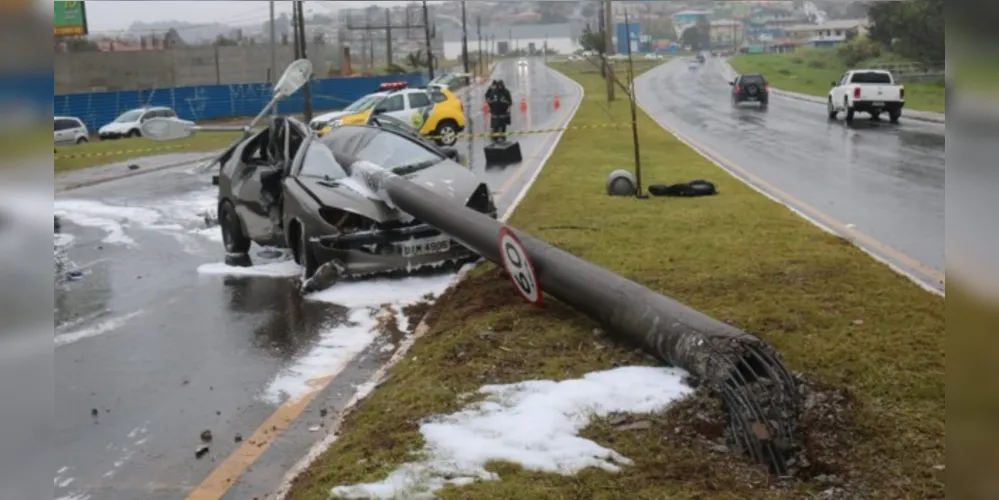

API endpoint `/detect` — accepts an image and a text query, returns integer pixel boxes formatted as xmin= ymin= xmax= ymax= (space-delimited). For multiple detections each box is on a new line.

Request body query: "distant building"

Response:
xmin=784 ymin=18 xmax=869 ymax=47
xmin=709 ymin=20 xmax=745 ymax=47
xmin=439 ymin=23 xmax=584 ymax=60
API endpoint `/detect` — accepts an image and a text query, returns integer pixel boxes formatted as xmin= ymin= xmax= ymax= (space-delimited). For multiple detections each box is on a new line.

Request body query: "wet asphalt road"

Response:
xmin=635 ymin=57 xmax=945 ymax=288
xmin=53 ymin=58 xmax=578 ymax=500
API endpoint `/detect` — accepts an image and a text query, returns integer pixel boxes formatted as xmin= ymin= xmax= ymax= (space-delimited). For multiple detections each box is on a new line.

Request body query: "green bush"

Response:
xmin=835 ymin=37 xmax=883 ymax=67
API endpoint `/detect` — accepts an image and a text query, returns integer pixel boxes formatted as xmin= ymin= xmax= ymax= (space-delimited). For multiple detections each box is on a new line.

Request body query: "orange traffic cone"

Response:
xmin=519 ymin=96 xmax=528 ymax=113
xmin=553 ymin=92 xmax=561 ymax=110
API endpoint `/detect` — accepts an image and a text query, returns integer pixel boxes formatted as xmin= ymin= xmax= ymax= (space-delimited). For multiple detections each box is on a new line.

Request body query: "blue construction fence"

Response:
xmin=53 ymin=72 xmax=428 ymax=133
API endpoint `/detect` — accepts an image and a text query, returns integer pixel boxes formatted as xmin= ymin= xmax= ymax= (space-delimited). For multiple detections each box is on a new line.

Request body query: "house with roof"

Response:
xmin=438 ymin=22 xmax=585 ymax=59
xmin=784 ymin=18 xmax=870 ymax=47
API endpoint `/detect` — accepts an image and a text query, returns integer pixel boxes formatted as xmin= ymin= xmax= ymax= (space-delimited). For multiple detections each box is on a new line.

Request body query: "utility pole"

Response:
xmin=476 ymin=15 xmax=483 ymax=77
xmin=344 ymin=7 xmax=423 ymax=73
xmin=292 ymin=3 xmax=301 ymax=59
xmin=421 ymin=0 xmax=434 ymax=79
xmin=604 ymin=0 xmax=615 ymax=101
xmin=623 ymin=9 xmax=644 ymax=198
xmin=269 ymin=0 xmax=277 ymax=116
xmin=295 ymin=1 xmax=312 ymax=122
xmin=460 ymin=1 xmax=469 ymax=74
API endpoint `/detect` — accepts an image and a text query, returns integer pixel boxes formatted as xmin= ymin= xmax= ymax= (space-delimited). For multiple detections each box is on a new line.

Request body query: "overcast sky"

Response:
xmin=80 ymin=1 xmax=447 ymax=33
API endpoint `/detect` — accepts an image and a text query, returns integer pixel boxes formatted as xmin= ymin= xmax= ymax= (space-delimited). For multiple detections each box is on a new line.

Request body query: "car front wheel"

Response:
xmin=294 ymin=223 xmax=318 ymax=279
xmin=434 ymin=120 xmax=459 ymax=146
xmin=76 ymin=137 xmax=88 ymax=144
xmin=127 ymin=129 xmax=141 ymax=138
xmin=219 ymin=201 xmax=251 ymax=254
xmin=827 ymin=99 xmax=837 ymax=120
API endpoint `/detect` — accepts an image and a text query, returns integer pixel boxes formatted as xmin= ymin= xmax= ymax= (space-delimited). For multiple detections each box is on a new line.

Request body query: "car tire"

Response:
xmin=844 ymin=98 xmax=854 ymax=123
xmin=293 ymin=222 xmax=318 ymax=279
xmin=433 ymin=120 xmax=459 ymax=147
xmin=827 ymin=99 xmax=837 ymax=120
xmin=76 ymin=137 xmax=88 ymax=144
xmin=888 ymin=109 xmax=901 ymax=123
xmin=219 ymin=201 xmax=251 ymax=255
xmin=127 ymin=129 xmax=141 ymax=138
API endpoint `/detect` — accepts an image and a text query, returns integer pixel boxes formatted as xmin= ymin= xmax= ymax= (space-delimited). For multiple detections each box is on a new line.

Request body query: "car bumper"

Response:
xmin=852 ymin=101 xmax=904 ymax=112
xmin=310 ymin=215 xmax=494 ymax=277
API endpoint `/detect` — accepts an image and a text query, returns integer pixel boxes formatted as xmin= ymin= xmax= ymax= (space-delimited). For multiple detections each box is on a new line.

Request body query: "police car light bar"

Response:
xmin=377 ymin=81 xmax=409 ymax=91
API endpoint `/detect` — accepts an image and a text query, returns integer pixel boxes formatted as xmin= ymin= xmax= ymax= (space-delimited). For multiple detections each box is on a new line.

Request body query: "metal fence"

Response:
xmin=53 ymin=72 xmax=427 ymax=134
xmin=866 ymin=61 xmax=945 ymax=83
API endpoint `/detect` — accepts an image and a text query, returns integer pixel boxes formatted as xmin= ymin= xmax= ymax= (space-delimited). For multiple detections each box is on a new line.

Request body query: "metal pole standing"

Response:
xmin=422 ymin=0 xmax=434 ymax=80
xmin=269 ymin=0 xmax=277 ymax=116
xmin=460 ymin=1 xmax=470 ymax=74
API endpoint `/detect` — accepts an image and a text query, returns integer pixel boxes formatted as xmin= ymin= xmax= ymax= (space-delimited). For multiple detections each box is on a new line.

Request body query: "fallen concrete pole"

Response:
xmin=351 ymin=161 xmax=802 ymax=476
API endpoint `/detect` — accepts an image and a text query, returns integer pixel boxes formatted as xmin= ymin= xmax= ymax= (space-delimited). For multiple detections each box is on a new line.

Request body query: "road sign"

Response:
xmin=498 ymin=226 xmax=542 ymax=305
xmin=54 ymin=0 xmax=88 ymax=37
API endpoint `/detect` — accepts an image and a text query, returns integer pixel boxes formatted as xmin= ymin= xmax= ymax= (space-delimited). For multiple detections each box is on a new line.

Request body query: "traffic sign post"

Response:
xmin=498 ymin=226 xmax=542 ymax=305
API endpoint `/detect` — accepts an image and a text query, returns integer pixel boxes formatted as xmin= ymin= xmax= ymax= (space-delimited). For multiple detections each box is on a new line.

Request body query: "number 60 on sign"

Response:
xmin=498 ymin=226 xmax=542 ymax=306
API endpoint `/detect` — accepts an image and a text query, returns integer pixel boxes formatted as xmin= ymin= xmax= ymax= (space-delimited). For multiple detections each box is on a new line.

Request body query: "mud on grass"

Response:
xmin=285 ymin=66 xmax=944 ymax=499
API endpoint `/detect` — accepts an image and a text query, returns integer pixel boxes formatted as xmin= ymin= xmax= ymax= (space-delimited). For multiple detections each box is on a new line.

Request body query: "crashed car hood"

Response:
xmin=298 ymin=160 xmax=485 ymax=223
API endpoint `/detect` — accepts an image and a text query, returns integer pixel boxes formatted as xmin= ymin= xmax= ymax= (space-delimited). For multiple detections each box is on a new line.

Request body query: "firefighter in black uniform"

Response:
xmin=485 ymin=80 xmax=513 ymax=143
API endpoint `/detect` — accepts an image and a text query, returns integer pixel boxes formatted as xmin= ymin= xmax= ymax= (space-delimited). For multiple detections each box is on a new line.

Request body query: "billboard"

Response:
xmin=54 ymin=1 xmax=88 ymax=37
xmin=615 ymin=23 xmax=640 ymax=54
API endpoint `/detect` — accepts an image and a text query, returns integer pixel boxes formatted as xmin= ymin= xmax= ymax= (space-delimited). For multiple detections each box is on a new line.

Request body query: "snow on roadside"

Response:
xmin=331 ymin=366 xmax=693 ymax=499
xmin=259 ymin=274 xmax=456 ymax=405
xmin=54 ymin=188 xmax=219 ymax=248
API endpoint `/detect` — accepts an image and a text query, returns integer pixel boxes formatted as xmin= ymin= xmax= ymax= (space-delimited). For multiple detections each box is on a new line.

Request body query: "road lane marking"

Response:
xmin=634 ymin=89 xmax=944 ymax=295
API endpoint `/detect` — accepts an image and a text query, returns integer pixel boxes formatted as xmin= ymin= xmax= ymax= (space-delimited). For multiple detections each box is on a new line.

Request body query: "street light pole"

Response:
xmin=476 ymin=15 xmax=483 ymax=78
xmin=269 ymin=0 xmax=277 ymax=116
xmin=421 ymin=0 xmax=434 ymax=80
xmin=460 ymin=1 xmax=469 ymax=74
xmin=295 ymin=1 xmax=313 ymax=122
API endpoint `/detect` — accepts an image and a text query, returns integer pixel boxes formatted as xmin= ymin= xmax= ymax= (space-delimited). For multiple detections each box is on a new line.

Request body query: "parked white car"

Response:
xmin=98 ymin=106 xmax=177 ymax=140
xmin=53 ymin=116 xmax=89 ymax=145
xmin=827 ymin=69 xmax=905 ymax=123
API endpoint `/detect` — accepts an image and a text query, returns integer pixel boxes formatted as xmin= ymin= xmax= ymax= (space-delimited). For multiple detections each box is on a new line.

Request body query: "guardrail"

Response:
xmin=866 ymin=61 xmax=944 ymax=83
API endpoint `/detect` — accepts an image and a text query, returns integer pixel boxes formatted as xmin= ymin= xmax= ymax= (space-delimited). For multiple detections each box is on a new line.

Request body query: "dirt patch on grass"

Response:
xmin=285 ymin=63 xmax=944 ymax=500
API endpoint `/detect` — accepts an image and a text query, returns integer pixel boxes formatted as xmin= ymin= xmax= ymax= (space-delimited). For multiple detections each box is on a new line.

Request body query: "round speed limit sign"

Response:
xmin=498 ymin=226 xmax=542 ymax=305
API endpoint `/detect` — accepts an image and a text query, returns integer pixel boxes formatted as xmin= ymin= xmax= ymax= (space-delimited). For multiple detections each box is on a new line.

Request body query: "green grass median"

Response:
xmin=285 ymin=63 xmax=943 ymax=499
xmin=54 ymin=133 xmax=241 ymax=173
xmin=730 ymin=52 xmax=946 ymax=113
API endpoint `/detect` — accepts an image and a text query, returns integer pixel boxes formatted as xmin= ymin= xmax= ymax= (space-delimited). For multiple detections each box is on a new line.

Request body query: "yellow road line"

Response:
xmin=635 ymin=95 xmax=945 ymax=291
xmin=185 ymin=375 xmax=333 ymax=499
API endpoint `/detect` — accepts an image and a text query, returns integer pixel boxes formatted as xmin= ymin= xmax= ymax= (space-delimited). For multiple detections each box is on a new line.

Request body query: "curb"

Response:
xmin=56 ymin=152 xmax=218 ymax=193
xmin=720 ymin=61 xmax=946 ymax=124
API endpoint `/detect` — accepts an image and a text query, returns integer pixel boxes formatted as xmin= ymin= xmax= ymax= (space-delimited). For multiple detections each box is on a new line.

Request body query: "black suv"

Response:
xmin=730 ymin=74 xmax=770 ymax=107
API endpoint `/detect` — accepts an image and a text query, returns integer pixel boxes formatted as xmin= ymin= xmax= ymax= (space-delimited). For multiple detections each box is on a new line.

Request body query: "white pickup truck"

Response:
xmin=827 ymin=69 xmax=905 ymax=123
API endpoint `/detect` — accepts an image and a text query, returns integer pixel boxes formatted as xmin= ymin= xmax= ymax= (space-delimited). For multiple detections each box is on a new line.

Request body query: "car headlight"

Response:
xmin=331 ymin=119 xmax=343 ymax=127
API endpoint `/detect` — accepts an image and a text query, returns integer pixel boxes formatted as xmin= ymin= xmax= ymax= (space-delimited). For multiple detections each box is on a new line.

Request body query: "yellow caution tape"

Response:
xmin=425 ymin=122 xmax=630 ymax=140
xmin=55 ymin=145 xmax=185 ymax=160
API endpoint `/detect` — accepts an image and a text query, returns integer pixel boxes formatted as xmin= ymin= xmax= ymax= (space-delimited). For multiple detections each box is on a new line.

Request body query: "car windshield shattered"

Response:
xmin=114 ymin=110 xmax=143 ymax=123
xmin=298 ymin=141 xmax=349 ymax=181
xmin=356 ymin=132 xmax=444 ymax=174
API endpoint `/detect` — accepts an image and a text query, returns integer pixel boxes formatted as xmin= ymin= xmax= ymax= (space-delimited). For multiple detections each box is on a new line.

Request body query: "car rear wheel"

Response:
xmin=219 ymin=201 xmax=251 ymax=254
xmin=76 ymin=137 xmax=88 ymax=144
xmin=888 ymin=109 xmax=901 ymax=123
xmin=127 ymin=129 xmax=140 ymax=138
xmin=844 ymin=98 xmax=855 ymax=123
xmin=434 ymin=120 xmax=459 ymax=147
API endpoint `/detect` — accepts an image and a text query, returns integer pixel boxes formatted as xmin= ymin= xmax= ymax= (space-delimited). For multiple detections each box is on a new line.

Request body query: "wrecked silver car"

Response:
xmin=216 ymin=116 xmax=497 ymax=282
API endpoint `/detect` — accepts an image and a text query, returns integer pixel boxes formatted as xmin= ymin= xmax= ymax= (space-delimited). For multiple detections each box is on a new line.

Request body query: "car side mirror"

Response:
xmin=831 ymin=81 xmax=837 ymax=87
xmin=372 ymin=108 xmax=386 ymax=115
xmin=729 ymin=81 xmax=734 ymax=86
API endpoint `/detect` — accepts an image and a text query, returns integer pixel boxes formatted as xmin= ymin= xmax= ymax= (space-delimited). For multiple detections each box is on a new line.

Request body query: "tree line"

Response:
xmin=863 ymin=0 xmax=943 ymax=64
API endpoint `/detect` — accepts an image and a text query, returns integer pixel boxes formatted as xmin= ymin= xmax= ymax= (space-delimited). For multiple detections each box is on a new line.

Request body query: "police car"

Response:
xmin=313 ymin=81 xmax=467 ymax=146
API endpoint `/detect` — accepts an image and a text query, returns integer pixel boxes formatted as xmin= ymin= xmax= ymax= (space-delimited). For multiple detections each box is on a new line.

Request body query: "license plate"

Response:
xmin=399 ymin=237 xmax=451 ymax=258
xmin=872 ymin=102 xmax=885 ymax=106
xmin=747 ymin=96 xmax=757 ymax=100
